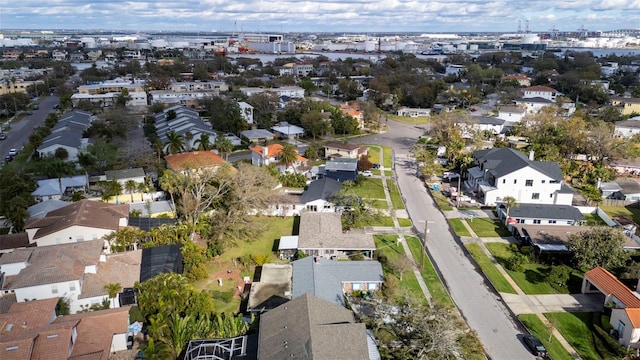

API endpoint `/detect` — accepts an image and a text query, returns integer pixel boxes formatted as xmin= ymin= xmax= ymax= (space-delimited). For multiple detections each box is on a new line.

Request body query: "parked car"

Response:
xmin=5 ymin=155 xmax=13 ymax=163
xmin=522 ymin=334 xmax=547 ymax=357
xmin=33 ymin=105 xmax=39 ymax=110
xmin=8 ymin=148 xmax=17 ymax=156
xmin=361 ymin=170 xmax=373 ymax=177
xmin=126 ymin=333 xmax=134 ymax=350
xmin=372 ymin=163 xmax=380 ymax=169
xmin=0 ymin=133 xmax=6 ymax=140
xmin=27 ymin=111 xmax=33 ymax=115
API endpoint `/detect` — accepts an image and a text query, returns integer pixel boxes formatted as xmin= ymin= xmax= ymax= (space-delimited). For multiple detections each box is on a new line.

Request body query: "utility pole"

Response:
xmin=420 ymin=220 xmax=434 ymax=269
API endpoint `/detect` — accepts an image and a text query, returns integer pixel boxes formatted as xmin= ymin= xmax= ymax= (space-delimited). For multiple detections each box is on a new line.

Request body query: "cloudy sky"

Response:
xmin=0 ymin=0 xmax=639 ymax=33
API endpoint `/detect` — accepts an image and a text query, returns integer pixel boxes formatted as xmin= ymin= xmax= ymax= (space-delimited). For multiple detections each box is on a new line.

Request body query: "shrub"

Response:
xmin=506 ymin=253 xmax=528 ymax=272
xmin=210 ymin=290 xmax=234 ymax=303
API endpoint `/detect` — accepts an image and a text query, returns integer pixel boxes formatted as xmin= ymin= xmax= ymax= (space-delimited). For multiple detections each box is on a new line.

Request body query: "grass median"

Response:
xmin=464 ymin=243 xmax=517 ymax=294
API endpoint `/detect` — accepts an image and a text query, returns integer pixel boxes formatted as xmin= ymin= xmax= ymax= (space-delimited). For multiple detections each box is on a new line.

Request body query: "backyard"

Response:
xmin=601 ymin=204 xmax=640 ymax=225
xmin=195 ymin=217 xmax=295 ymax=313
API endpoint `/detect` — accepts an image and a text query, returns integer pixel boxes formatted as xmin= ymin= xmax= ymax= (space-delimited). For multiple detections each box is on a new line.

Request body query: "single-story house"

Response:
xmin=324 ymin=158 xmax=358 ymax=182
xmin=514 ymin=97 xmax=554 ymax=114
xmin=297 ymin=212 xmax=376 ymax=259
xmin=26 ymin=199 xmax=70 ymax=219
xmin=271 ymin=122 xmax=305 ymax=139
xmin=582 ymin=267 xmax=640 ymax=346
xmin=105 ymin=168 xmax=146 ymax=186
xmin=510 ymin=224 xmax=592 ymax=253
xmin=501 ymin=203 xmax=585 ymax=226
xmin=292 ymin=256 xmax=383 ymax=307
xmin=601 ymin=178 xmax=640 ymax=201
xmin=241 ymin=129 xmax=275 ymax=143
xmin=31 ymin=175 xmax=88 ymax=202
xmin=496 ymin=106 xmax=527 ymax=123
xmin=251 ymin=143 xmax=308 ymax=173
xmin=397 ymin=107 xmax=430 ymax=117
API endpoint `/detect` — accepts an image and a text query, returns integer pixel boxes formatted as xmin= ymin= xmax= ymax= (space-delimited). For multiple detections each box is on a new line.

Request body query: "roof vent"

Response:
xmin=47 ymin=334 xmax=59 ymax=339
xmin=6 ymin=346 xmax=18 ymax=351
xmin=5 ymin=324 xmax=13 ymax=331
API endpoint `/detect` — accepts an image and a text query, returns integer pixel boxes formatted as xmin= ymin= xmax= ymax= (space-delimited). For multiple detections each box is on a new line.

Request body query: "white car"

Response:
xmin=361 ymin=170 xmax=373 ymax=177
xmin=8 ymin=148 xmax=17 ymax=156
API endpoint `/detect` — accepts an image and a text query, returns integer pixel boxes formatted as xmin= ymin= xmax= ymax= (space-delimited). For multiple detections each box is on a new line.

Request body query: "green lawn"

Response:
xmin=196 ymin=216 xmax=295 ymax=313
xmin=466 ymin=217 xmax=511 ymax=237
xmin=348 ymin=178 xmax=386 ymax=199
xmin=429 ymin=189 xmax=454 ymax=211
xmin=370 ymin=199 xmax=390 ymax=209
xmin=600 ymin=205 xmax=640 ymax=225
xmin=385 ymin=113 xmax=429 ymax=126
xmin=448 ymin=218 xmax=472 ymax=237
xmin=368 ymin=216 xmax=413 ymax=227
xmin=368 ymin=146 xmax=382 ymax=165
xmin=405 ymin=236 xmax=453 ymax=306
xmin=381 ymin=145 xmax=393 ymax=169
xmin=582 ymin=213 xmax=607 ymax=226
xmin=386 ymin=179 xmax=405 ymax=210
xmin=485 ymin=242 xmax=582 ymax=295
xmin=397 ymin=218 xmax=413 ymax=227
xmin=366 ymin=144 xmax=393 ymax=169
xmin=465 ymin=243 xmax=517 ymax=293
xmin=374 ymin=235 xmax=426 ymax=302
xmin=545 ymin=312 xmax=620 ymax=360
xmin=519 ymin=314 xmax=574 ymax=360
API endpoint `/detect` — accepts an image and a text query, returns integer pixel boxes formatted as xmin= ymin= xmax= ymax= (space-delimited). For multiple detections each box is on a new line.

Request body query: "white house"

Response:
xmin=238 ymin=101 xmax=254 ymax=124
xmin=24 ymin=200 xmax=129 ymax=248
xmin=31 ymin=175 xmax=88 ymax=202
xmin=466 ymin=148 xmax=572 ymax=206
xmin=614 ymin=116 xmax=640 ymax=138
xmin=523 ymin=85 xmax=558 ymax=101
xmin=105 ymin=167 xmax=146 ymax=186
xmin=496 ymin=106 xmax=527 ymax=122
xmin=514 ymin=97 xmax=554 ymax=114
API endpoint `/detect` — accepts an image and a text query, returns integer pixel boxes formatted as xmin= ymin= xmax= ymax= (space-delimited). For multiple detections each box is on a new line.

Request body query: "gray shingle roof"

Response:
xmin=300 ymin=177 xmax=342 ymax=204
xmin=473 ymin=148 xmax=563 ymax=180
xmin=292 ymin=257 xmax=383 ymax=306
xmin=298 ymin=213 xmax=375 ymax=251
xmin=325 ymin=158 xmax=358 ymax=171
xmin=258 ymin=293 xmax=369 ymax=360
xmin=475 ymin=116 xmax=505 ymax=125
xmin=509 ymin=204 xmax=585 ymax=221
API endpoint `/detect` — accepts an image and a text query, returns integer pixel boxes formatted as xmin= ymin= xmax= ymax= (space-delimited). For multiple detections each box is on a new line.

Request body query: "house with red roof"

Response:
xmin=165 ymin=150 xmax=227 ymax=174
xmin=583 ymin=267 xmax=640 ymax=346
xmin=251 ymin=143 xmax=308 ymax=173
xmin=0 ymin=298 xmax=130 ymax=360
xmin=340 ymin=103 xmax=364 ymax=129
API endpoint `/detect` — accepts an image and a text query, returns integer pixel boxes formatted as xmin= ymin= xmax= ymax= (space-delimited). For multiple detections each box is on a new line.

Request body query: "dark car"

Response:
xmin=5 ymin=155 xmax=13 ymax=163
xmin=0 ymin=133 xmax=6 ymax=140
xmin=372 ymin=163 xmax=380 ymax=169
xmin=523 ymin=334 xmax=547 ymax=357
xmin=126 ymin=334 xmax=134 ymax=350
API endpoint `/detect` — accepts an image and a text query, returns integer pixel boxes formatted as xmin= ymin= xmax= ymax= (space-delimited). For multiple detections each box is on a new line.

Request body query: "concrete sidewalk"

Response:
xmin=459 ymin=218 xmax=583 ymax=359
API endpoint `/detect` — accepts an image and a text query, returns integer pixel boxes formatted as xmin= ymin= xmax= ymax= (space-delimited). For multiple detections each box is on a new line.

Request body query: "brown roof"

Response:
xmin=324 ymin=142 xmax=361 ymax=151
xmin=165 ymin=151 xmax=226 ymax=171
xmin=298 ymin=213 xmax=375 ymax=251
xmin=0 ymin=298 xmax=58 ymax=337
xmin=31 ymin=326 xmax=74 ymax=359
xmin=524 ymin=85 xmax=558 ymax=93
xmin=258 ymin=293 xmax=369 ymax=360
xmin=625 ymin=308 xmax=640 ymax=328
xmin=53 ymin=307 xmax=129 ymax=360
xmin=79 ymin=250 xmax=142 ymax=299
xmin=1 ymin=240 xmax=103 ymax=289
xmin=25 ymin=200 xmax=129 ymax=240
xmin=585 ymin=267 xmax=640 ymax=308
xmin=0 ymin=233 xmax=30 ymax=251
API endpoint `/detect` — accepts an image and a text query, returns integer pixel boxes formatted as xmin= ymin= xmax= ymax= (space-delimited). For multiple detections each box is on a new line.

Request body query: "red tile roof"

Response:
xmin=585 ymin=267 xmax=640 ymax=308
xmin=165 ymin=151 xmax=226 ymax=171
xmin=625 ymin=308 xmax=640 ymax=328
xmin=251 ymin=144 xmax=307 ymax=162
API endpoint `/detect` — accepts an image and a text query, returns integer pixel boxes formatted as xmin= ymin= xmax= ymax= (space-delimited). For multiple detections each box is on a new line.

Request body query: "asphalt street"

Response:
xmin=0 ymin=95 xmax=60 ymax=161
xmin=355 ymin=120 xmax=535 ymax=360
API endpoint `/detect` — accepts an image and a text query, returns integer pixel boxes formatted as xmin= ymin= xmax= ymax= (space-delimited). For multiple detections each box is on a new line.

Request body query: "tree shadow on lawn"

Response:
xmin=524 ymin=267 xmax=549 ymax=285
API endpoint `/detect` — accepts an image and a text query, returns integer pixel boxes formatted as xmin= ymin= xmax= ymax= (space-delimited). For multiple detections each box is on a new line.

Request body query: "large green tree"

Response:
xmin=568 ymin=227 xmax=630 ymax=271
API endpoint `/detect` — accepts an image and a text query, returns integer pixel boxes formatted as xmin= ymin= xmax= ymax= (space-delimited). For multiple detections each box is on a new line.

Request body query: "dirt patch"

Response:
xmin=209 ymin=267 xmax=250 ymax=299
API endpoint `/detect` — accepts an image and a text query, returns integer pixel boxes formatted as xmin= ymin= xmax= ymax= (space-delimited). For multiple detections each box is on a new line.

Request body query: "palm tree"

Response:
xmin=103 ymin=282 xmax=122 ymax=308
xmin=109 ymin=180 xmax=123 ymax=204
xmin=214 ymin=136 xmax=233 ymax=160
xmin=184 ymin=131 xmax=194 ymax=151
xmin=278 ymin=143 xmax=299 ymax=173
xmin=194 ymin=133 xmax=212 ymax=151
xmin=139 ymin=337 xmax=173 ymax=360
xmin=165 ymin=131 xmax=185 ymax=154
xmin=502 ymin=196 xmax=517 ymax=220
xmin=456 ymin=154 xmax=474 ymax=207
xmin=125 ymin=180 xmax=138 ymax=203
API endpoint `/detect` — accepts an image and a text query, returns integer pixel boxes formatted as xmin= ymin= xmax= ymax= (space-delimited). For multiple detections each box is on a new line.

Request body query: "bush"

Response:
xmin=505 ymin=253 xmax=528 ymax=272
xmin=593 ymin=322 xmax=625 ymax=357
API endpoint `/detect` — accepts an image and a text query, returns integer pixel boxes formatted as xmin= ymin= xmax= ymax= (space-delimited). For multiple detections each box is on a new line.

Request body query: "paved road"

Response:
xmin=0 ymin=95 xmax=59 ymax=160
xmin=355 ymin=120 xmax=535 ymax=360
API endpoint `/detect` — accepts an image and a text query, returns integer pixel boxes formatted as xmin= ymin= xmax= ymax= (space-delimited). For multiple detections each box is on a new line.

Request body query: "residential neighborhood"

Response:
xmin=1 ymin=26 xmax=640 ymax=360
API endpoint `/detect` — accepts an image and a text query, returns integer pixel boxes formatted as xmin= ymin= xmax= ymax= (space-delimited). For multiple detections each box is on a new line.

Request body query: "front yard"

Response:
xmin=466 ymin=217 xmax=511 ymax=237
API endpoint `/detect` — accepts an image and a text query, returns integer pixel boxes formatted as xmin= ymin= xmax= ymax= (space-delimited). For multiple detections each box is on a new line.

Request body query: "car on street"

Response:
xmin=33 ymin=105 xmax=39 ymax=110
xmin=361 ymin=170 xmax=373 ymax=177
xmin=27 ymin=111 xmax=33 ymax=115
xmin=5 ymin=155 xmax=13 ymax=163
xmin=8 ymin=149 xmax=17 ymax=156
xmin=522 ymin=334 xmax=547 ymax=357
xmin=0 ymin=133 xmax=6 ymax=140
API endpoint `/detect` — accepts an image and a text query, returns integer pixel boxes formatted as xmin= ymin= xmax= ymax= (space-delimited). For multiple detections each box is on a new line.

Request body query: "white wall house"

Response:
xmin=496 ymin=106 xmax=526 ymax=122
xmin=614 ymin=116 xmax=640 ymax=138
xmin=238 ymin=101 xmax=254 ymax=124
xmin=467 ymin=148 xmax=572 ymax=206
xmin=523 ymin=85 xmax=558 ymax=101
